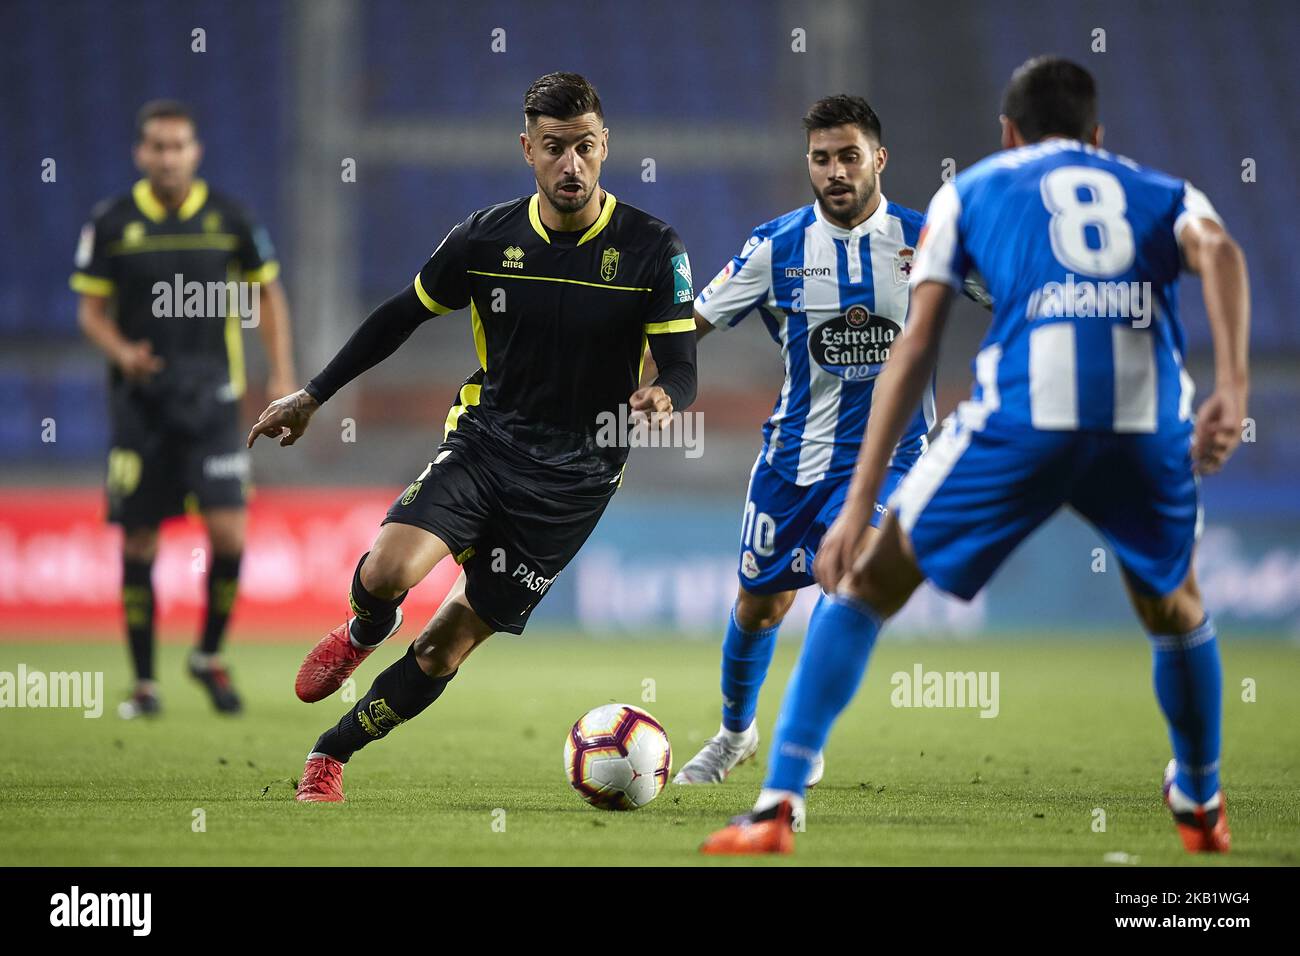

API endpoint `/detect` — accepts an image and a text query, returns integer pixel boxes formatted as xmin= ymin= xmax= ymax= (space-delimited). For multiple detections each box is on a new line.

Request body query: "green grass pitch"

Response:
xmin=1 ymin=634 xmax=1296 ymax=866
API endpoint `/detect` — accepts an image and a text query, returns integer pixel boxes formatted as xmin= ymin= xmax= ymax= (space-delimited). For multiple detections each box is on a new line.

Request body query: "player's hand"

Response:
xmin=628 ymin=385 xmax=673 ymax=430
xmin=1192 ymin=383 xmax=1248 ymax=475
xmin=115 ymin=340 xmax=165 ymax=381
xmin=247 ymin=388 xmax=320 ymax=448
xmin=814 ymin=503 xmax=872 ymax=594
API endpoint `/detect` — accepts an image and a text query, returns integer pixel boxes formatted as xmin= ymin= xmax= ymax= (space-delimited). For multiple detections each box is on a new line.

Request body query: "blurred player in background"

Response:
xmin=676 ymin=95 xmax=986 ymax=786
xmin=247 ymin=73 xmax=697 ymax=802
xmin=71 ymin=100 xmax=297 ymax=718
xmin=703 ymin=56 xmax=1249 ymax=854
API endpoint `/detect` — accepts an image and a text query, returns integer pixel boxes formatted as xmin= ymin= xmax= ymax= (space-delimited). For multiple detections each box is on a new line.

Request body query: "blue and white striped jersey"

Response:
xmin=911 ymin=139 xmax=1221 ymax=435
xmin=696 ymin=198 xmax=936 ymax=486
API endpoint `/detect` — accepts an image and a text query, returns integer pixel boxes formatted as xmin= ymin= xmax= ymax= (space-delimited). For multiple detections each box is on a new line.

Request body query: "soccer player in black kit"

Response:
xmin=73 ymin=100 xmax=297 ymax=718
xmin=247 ymin=73 xmax=697 ymax=801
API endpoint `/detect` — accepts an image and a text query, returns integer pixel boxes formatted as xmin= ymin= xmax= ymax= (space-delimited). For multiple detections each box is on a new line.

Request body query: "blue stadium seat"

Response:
xmin=49 ymin=367 xmax=108 ymax=460
xmin=0 ymin=370 xmax=40 ymax=459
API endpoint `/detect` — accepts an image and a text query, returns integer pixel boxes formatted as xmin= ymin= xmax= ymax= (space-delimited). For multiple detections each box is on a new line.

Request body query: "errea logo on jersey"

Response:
xmin=502 ymin=246 xmax=525 ymax=269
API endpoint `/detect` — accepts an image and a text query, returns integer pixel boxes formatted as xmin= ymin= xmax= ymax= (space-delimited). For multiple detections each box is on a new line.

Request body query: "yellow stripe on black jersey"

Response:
xmin=70 ymin=178 xmax=280 ymax=402
xmin=413 ymin=191 xmax=694 ymax=478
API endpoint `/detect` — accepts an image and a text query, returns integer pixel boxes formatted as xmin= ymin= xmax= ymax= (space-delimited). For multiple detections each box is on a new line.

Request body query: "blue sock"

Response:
xmin=1150 ymin=616 xmax=1222 ymax=803
xmin=764 ymin=594 xmax=882 ymax=795
xmin=720 ymin=605 xmax=780 ymax=732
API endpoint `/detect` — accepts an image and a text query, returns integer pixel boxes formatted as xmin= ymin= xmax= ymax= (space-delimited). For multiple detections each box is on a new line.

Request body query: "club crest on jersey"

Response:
xmin=502 ymin=245 xmax=525 ymax=269
xmin=601 ymin=246 xmax=619 ymax=282
xmin=400 ymin=480 xmax=422 ymax=506
xmin=809 ymin=309 xmax=901 ymax=381
xmin=893 ymin=246 xmax=915 ymax=285
xmin=202 ymin=211 xmax=223 ymax=233
xmin=122 ymin=221 xmax=146 ymax=247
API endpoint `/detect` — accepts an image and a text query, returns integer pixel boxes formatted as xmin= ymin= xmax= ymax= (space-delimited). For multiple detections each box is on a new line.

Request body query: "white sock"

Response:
xmin=754 ymin=787 xmax=804 ymax=816
xmin=720 ymin=722 xmax=754 ymax=747
xmin=1168 ymin=781 xmax=1220 ymax=813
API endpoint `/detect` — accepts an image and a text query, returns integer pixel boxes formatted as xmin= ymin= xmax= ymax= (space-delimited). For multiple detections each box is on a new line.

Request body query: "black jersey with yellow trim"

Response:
xmin=70 ymin=178 xmax=279 ymax=402
xmin=414 ymin=191 xmax=695 ymax=479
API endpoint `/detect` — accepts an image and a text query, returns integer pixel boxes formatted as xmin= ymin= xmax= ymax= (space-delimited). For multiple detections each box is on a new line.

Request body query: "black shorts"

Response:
xmin=106 ymin=391 xmax=249 ymax=529
xmin=383 ymin=423 xmax=618 ymax=635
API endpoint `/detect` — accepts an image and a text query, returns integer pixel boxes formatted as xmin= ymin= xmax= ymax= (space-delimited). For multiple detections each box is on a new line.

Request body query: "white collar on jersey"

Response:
xmin=812 ymin=192 xmax=891 ymax=239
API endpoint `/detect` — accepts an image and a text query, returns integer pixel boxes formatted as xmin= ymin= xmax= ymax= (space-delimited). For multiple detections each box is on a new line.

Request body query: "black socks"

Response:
xmin=122 ymin=557 xmax=155 ymax=682
xmin=347 ymin=551 xmax=408 ymax=647
xmin=312 ymin=644 xmax=457 ymax=762
xmin=200 ymin=552 xmax=242 ymax=655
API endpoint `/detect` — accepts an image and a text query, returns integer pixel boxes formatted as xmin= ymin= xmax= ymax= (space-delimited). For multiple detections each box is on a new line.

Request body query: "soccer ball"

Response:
xmin=563 ymin=703 xmax=672 ymax=810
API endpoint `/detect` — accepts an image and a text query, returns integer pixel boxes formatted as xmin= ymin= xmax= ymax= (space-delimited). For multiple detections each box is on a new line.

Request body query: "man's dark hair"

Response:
xmin=135 ymin=99 xmax=197 ymax=141
xmin=523 ymin=72 xmax=603 ymax=125
xmin=802 ymin=94 xmax=882 ymax=144
xmin=1001 ymin=56 xmax=1097 ymax=143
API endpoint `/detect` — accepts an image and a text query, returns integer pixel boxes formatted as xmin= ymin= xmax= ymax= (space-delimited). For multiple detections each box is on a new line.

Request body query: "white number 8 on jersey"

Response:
xmin=1040 ymin=166 xmax=1136 ymax=277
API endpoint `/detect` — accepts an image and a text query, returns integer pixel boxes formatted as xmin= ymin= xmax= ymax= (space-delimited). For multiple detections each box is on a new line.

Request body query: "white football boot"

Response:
xmin=674 ymin=723 xmax=759 ymax=784
xmin=674 ymin=723 xmax=826 ymax=787
xmin=805 ymin=750 xmax=825 ymax=788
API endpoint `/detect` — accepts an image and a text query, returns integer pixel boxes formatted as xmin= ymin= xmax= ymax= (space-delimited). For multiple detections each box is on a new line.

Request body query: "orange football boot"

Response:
xmin=700 ymin=799 xmax=797 ymax=855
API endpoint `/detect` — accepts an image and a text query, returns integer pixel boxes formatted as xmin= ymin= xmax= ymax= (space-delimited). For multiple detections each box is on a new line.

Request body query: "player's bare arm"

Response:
xmin=1181 ymin=216 xmax=1250 ymax=475
xmin=814 ymin=280 xmax=951 ymax=592
xmin=694 ymin=311 xmax=714 ymax=340
xmin=77 ymin=293 xmax=164 ymax=381
xmin=253 ymin=277 xmax=298 ymax=399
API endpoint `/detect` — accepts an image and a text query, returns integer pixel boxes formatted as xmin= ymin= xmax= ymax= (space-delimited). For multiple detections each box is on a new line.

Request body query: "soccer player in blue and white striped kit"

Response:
xmin=702 ymin=57 xmax=1248 ymax=855
xmin=676 ymin=95 xmax=986 ymax=787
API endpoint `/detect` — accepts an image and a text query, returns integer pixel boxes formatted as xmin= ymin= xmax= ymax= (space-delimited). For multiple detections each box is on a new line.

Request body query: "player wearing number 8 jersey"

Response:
xmin=703 ymin=56 xmax=1249 ymax=855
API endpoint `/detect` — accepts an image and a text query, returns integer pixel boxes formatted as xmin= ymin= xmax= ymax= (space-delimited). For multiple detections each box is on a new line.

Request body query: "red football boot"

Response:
xmin=1163 ymin=759 xmax=1231 ymax=853
xmin=294 ymin=608 xmax=403 ymax=703
xmin=295 ymin=754 xmax=345 ymax=802
xmin=699 ymin=799 xmax=797 ymax=855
